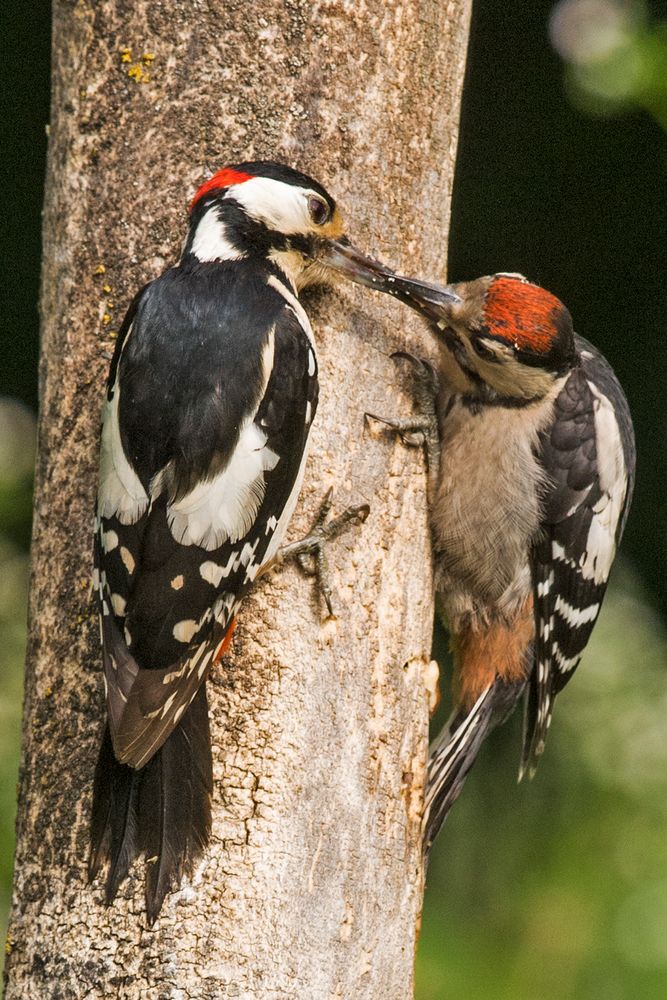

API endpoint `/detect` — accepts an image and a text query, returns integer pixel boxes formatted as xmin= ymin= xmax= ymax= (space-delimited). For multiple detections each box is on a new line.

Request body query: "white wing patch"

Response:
xmin=173 ymin=619 xmax=199 ymax=644
xmin=199 ymin=537 xmax=261 ymax=586
xmin=580 ymin=382 xmax=628 ymax=583
xmin=102 ymin=529 xmax=118 ymax=552
xmin=157 ymin=327 xmax=280 ymax=551
xmin=554 ymin=595 xmax=600 ymax=628
xmin=98 ymin=382 xmax=149 ymax=525
xmin=163 ymin=418 xmax=279 ymax=550
xmin=120 ymin=546 xmax=136 ymax=574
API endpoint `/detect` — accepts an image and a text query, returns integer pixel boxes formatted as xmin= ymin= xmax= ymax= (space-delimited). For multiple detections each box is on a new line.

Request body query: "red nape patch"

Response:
xmin=190 ymin=168 xmax=254 ymax=212
xmin=484 ymin=276 xmax=565 ymax=354
xmin=213 ymin=616 xmax=237 ymax=664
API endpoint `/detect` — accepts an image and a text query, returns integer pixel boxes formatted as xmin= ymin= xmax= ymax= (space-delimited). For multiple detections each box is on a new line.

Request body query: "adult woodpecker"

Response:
xmin=89 ymin=161 xmax=368 ymax=924
xmin=319 ymin=245 xmax=635 ymax=851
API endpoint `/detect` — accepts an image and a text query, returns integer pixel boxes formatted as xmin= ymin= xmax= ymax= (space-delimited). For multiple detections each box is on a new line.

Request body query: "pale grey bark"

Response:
xmin=5 ymin=1 xmax=471 ymax=997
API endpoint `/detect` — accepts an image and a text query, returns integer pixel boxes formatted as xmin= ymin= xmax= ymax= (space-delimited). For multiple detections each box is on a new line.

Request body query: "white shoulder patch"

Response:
xmin=579 ymin=381 xmax=628 ymax=583
xmin=266 ymin=274 xmax=315 ymax=347
xmin=98 ymin=382 xmax=149 ymax=525
xmin=159 ymin=326 xmax=279 ymax=551
xmin=163 ymin=418 xmax=279 ymax=550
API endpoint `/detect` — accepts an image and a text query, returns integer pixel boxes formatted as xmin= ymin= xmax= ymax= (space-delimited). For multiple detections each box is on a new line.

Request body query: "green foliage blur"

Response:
xmin=417 ymin=571 xmax=667 ymax=999
xmin=550 ymin=0 xmax=667 ymax=129
xmin=1 ymin=0 xmax=665 ymax=994
xmin=0 ymin=404 xmax=34 ymax=973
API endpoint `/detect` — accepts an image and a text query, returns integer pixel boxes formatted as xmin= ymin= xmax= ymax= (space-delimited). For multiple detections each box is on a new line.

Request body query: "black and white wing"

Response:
xmin=95 ymin=265 xmax=318 ymax=770
xmin=522 ymin=337 xmax=635 ymax=777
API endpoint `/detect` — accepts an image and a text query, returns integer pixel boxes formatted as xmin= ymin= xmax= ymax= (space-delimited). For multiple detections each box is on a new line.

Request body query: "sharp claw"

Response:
xmin=365 ymin=412 xmax=397 ymax=430
xmin=354 ymin=504 xmax=371 ymax=523
xmin=390 ymin=350 xmax=421 ymax=364
xmin=401 ymin=432 xmax=425 ymax=448
xmin=276 ymin=493 xmax=369 ymax=619
xmin=315 ymin=487 xmax=335 ymax=527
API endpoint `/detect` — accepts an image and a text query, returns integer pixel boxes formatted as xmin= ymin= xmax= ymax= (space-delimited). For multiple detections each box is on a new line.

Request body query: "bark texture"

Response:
xmin=5 ymin=1 xmax=470 ymax=997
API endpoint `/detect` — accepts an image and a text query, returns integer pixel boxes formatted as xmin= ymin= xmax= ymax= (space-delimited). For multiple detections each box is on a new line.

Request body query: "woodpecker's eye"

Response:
xmin=308 ymin=196 xmax=331 ymax=226
xmin=472 ymin=338 xmax=500 ymax=361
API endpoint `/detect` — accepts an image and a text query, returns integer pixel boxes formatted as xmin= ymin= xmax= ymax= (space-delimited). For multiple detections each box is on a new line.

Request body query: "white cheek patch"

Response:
xmin=164 ymin=419 xmax=279 ymax=550
xmin=98 ymin=382 xmax=149 ymax=525
xmin=190 ymin=206 xmax=247 ymax=262
xmin=230 ymin=177 xmax=315 ymax=235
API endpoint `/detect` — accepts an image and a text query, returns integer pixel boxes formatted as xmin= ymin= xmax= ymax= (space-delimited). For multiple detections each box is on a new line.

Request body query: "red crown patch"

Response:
xmin=190 ymin=168 xmax=254 ymax=212
xmin=484 ymin=277 xmax=565 ymax=354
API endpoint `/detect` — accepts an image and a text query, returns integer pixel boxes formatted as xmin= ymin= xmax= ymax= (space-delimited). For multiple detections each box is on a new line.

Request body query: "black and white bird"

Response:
xmin=319 ymin=247 xmax=635 ymax=851
xmin=89 ymin=161 xmax=367 ymax=923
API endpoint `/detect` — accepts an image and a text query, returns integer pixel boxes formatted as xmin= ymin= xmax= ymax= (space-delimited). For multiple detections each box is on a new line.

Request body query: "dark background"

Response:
xmin=1 ymin=1 xmax=665 ymax=996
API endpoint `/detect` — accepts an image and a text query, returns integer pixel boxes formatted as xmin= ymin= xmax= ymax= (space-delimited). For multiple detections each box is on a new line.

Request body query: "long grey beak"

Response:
xmin=318 ymin=239 xmax=461 ymax=320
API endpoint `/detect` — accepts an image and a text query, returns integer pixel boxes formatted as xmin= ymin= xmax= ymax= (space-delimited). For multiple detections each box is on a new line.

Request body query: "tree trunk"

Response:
xmin=5 ymin=1 xmax=470 ymax=997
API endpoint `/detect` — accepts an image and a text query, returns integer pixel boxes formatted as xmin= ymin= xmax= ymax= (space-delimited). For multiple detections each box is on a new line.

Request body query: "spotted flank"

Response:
xmin=522 ymin=337 xmax=635 ymax=777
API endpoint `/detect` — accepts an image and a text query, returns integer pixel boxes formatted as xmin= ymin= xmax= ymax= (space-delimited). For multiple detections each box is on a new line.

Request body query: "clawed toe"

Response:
xmin=365 ymin=352 xmax=441 ymax=490
xmin=277 ymin=489 xmax=370 ymax=619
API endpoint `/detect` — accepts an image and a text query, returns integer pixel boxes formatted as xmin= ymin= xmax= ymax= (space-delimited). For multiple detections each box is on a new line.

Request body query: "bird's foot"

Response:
xmin=366 ymin=352 xmax=440 ymax=467
xmin=276 ymin=488 xmax=370 ymax=619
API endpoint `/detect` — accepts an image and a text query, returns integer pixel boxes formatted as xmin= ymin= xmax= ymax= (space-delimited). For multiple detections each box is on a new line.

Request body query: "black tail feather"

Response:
xmin=423 ymin=680 xmax=524 ymax=854
xmin=89 ymin=686 xmax=212 ymax=925
xmin=140 ymin=686 xmax=212 ymax=924
xmin=89 ymin=726 xmax=142 ymax=898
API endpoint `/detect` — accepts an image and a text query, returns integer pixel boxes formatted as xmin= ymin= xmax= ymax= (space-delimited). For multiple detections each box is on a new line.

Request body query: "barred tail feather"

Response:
xmin=423 ymin=680 xmax=524 ymax=854
xmin=520 ymin=669 xmax=555 ymax=782
xmin=89 ymin=686 xmax=213 ymax=925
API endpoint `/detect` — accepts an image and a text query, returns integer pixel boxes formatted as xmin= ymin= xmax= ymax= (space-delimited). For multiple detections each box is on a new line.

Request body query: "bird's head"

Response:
xmin=320 ymin=242 xmax=576 ymax=402
xmin=428 ymin=272 xmax=576 ymax=401
xmin=184 ymin=161 xmax=346 ymax=290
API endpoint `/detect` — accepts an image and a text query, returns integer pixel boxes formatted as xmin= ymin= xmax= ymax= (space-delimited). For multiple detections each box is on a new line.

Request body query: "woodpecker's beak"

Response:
xmin=318 ymin=239 xmax=462 ymax=320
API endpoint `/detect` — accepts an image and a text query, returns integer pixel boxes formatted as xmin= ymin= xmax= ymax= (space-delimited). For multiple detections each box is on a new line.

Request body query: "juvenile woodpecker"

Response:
xmin=320 ymin=246 xmax=635 ymax=851
xmin=89 ymin=162 xmax=368 ymax=923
